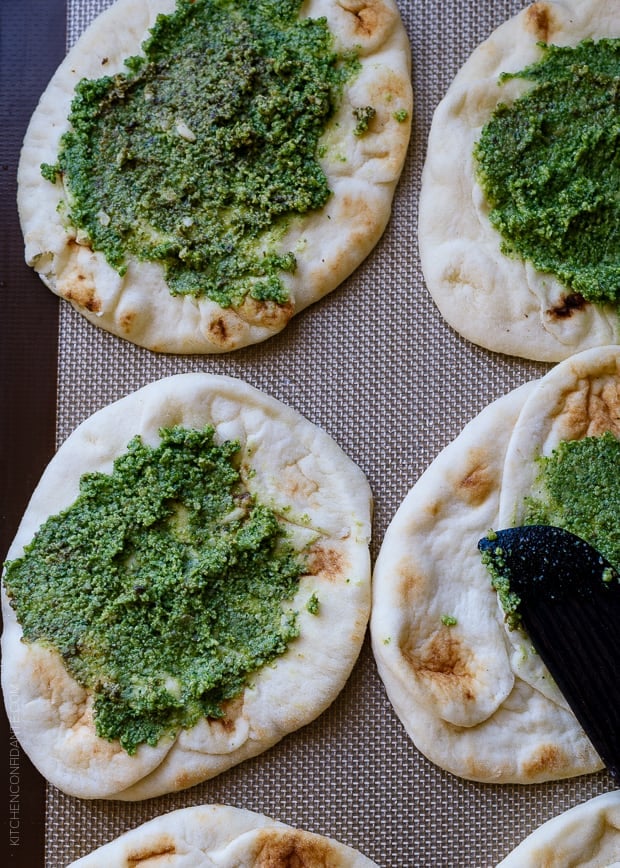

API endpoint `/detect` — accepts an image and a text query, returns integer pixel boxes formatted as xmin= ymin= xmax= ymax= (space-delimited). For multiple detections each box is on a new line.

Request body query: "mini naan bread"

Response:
xmin=496 ymin=791 xmax=620 ymax=867
xmin=1 ymin=374 xmax=372 ymax=799
xmin=418 ymin=0 xmax=620 ymax=362
xmin=67 ymin=804 xmax=379 ymax=867
xmin=371 ymin=346 xmax=620 ymax=783
xmin=494 ymin=346 xmax=620 ymax=712
xmin=17 ymin=0 xmax=412 ymax=354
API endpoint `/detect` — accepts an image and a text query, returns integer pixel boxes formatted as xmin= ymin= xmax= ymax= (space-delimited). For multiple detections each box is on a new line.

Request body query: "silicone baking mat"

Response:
xmin=3 ymin=0 xmax=615 ymax=865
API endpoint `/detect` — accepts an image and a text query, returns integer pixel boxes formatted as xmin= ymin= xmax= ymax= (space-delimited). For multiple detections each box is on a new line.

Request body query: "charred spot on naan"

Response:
xmin=209 ymin=695 xmax=246 ymax=735
xmin=401 ymin=630 xmax=478 ymax=704
xmin=254 ymin=829 xmax=336 ymax=867
xmin=335 ymin=0 xmax=400 ymax=52
xmin=57 ymin=247 xmax=102 ymax=313
xmin=306 ymin=544 xmax=347 ymax=582
xmin=553 ymin=376 xmax=620 ymax=441
xmin=545 ymin=293 xmax=587 ymax=320
xmin=27 ymin=645 xmax=89 ymax=726
xmin=235 ymin=295 xmax=295 ymax=329
xmin=204 ymin=310 xmax=247 ymax=350
xmin=524 ymin=2 xmax=560 ymax=43
xmin=125 ymin=835 xmax=176 ymax=866
xmin=391 ymin=565 xmax=432 ymax=614
xmin=453 ymin=450 xmax=496 ymax=507
xmin=522 ymin=743 xmax=570 ymax=779
xmin=118 ymin=309 xmax=138 ymax=334
xmin=339 ymin=194 xmax=376 ymax=237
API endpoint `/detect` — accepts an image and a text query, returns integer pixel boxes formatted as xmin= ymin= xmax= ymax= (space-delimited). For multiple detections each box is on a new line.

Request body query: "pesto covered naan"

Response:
xmin=67 ymin=804 xmax=379 ymax=867
xmin=496 ymin=791 xmax=620 ymax=867
xmin=371 ymin=346 xmax=620 ymax=783
xmin=1 ymin=374 xmax=372 ymax=799
xmin=18 ymin=0 xmax=412 ymax=353
xmin=418 ymin=0 xmax=620 ymax=362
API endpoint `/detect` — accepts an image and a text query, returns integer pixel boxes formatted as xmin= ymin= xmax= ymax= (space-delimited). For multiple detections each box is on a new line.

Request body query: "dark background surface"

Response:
xmin=1 ymin=0 xmax=65 ymax=862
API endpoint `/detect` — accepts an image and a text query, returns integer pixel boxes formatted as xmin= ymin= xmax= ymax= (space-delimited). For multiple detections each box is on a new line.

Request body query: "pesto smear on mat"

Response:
xmin=482 ymin=432 xmax=620 ymax=628
xmin=474 ymin=39 xmax=620 ymax=305
xmin=3 ymin=427 xmax=305 ymax=754
xmin=41 ymin=0 xmax=360 ymax=306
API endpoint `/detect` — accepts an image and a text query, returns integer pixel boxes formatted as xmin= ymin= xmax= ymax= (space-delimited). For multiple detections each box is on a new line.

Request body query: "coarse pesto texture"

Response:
xmin=42 ymin=0 xmax=360 ymax=307
xmin=353 ymin=105 xmax=377 ymax=136
xmin=480 ymin=544 xmax=522 ymax=630
xmin=440 ymin=614 xmax=457 ymax=627
xmin=481 ymin=432 xmax=620 ymax=629
xmin=522 ymin=431 xmax=620 ymax=569
xmin=3 ymin=427 xmax=306 ymax=754
xmin=474 ymin=38 xmax=620 ymax=305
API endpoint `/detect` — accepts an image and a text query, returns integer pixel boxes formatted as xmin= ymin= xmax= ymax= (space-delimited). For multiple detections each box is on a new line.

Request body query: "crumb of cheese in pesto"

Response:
xmin=3 ymin=426 xmax=306 ymax=755
xmin=42 ymin=0 xmax=361 ymax=308
xmin=474 ymin=38 xmax=620 ymax=305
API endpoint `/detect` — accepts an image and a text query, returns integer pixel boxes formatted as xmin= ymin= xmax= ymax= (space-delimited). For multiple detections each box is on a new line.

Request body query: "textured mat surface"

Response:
xmin=10 ymin=0 xmax=615 ymax=864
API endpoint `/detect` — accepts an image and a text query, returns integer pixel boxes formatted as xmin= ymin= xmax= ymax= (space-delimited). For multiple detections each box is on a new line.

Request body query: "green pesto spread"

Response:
xmin=42 ymin=0 xmax=360 ymax=307
xmin=522 ymin=431 xmax=620 ymax=567
xmin=440 ymin=614 xmax=458 ymax=627
xmin=353 ymin=105 xmax=376 ymax=136
xmin=482 ymin=431 xmax=620 ymax=629
xmin=3 ymin=427 xmax=305 ymax=754
xmin=477 ymin=529 xmax=512 ymax=621
xmin=474 ymin=38 xmax=620 ymax=305
xmin=480 ymin=544 xmax=522 ymax=630
xmin=305 ymin=591 xmax=320 ymax=614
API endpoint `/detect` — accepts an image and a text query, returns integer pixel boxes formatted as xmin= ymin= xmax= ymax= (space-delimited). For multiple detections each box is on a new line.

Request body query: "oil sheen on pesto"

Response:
xmin=43 ymin=0 xmax=360 ymax=306
xmin=3 ymin=427 xmax=305 ymax=754
xmin=474 ymin=39 xmax=620 ymax=305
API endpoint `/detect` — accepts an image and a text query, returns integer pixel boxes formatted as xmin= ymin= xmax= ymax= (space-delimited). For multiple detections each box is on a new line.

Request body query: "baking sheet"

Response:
xmin=3 ymin=0 xmax=616 ymax=864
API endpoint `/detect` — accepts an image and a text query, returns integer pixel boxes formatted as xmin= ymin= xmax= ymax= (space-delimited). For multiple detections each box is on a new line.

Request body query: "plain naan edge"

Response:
xmin=67 ymin=803 xmax=379 ymax=867
xmin=370 ymin=375 xmax=602 ymax=783
xmin=418 ymin=0 xmax=620 ymax=363
xmin=496 ymin=791 xmax=620 ymax=867
xmin=495 ymin=346 xmax=620 ymax=712
xmin=17 ymin=0 xmax=412 ymax=353
xmin=1 ymin=373 xmax=373 ymax=799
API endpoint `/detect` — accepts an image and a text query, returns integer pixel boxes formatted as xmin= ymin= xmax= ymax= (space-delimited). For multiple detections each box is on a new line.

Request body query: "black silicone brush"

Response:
xmin=478 ymin=525 xmax=620 ymax=783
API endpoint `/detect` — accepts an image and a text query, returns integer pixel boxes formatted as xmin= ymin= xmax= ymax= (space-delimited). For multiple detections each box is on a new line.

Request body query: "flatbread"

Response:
xmin=17 ymin=0 xmax=412 ymax=354
xmin=370 ymin=347 xmax=620 ymax=783
xmin=496 ymin=791 xmax=620 ymax=867
xmin=1 ymin=373 xmax=372 ymax=799
xmin=496 ymin=346 xmax=620 ymax=712
xmin=418 ymin=0 xmax=620 ymax=363
xmin=67 ymin=803 xmax=379 ymax=866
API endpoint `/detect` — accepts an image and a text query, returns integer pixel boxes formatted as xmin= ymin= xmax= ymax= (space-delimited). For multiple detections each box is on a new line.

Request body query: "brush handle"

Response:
xmin=522 ymin=594 xmax=620 ymax=783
